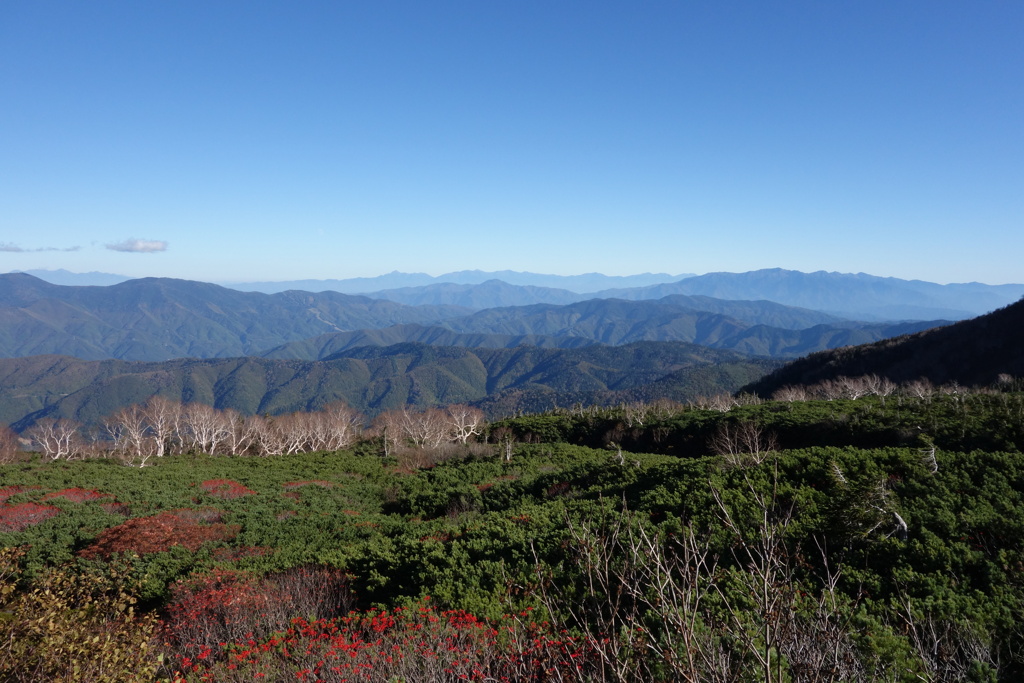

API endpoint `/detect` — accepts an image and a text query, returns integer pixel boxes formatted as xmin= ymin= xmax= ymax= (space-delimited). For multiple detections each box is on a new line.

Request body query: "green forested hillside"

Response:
xmin=0 ymin=342 xmax=781 ymax=430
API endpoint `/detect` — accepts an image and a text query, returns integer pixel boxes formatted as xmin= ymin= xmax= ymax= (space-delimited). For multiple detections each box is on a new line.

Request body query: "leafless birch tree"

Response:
xmin=27 ymin=418 xmax=82 ymax=461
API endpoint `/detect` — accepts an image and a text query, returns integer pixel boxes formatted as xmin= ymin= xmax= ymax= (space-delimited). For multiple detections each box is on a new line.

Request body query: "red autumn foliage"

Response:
xmin=78 ymin=511 xmax=239 ymax=559
xmin=166 ymin=598 xmax=596 ymax=682
xmin=199 ymin=479 xmax=256 ymax=499
xmin=0 ymin=502 xmax=60 ymax=532
xmin=43 ymin=487 xmax=112 ymax=503
xmin=0 ymin=485 xmax=39 ymax=504
xmin=163 ymin=566 xmax=354 ymax=657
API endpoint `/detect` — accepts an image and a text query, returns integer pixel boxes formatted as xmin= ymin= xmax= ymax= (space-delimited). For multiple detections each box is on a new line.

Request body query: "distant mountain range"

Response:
xmin=0 ymin=273 xmax=945 ymax=362
xmin=18 ymin=267 xmax=1023 ymax=320
xmin=3 ymin=268 xmax=1021 ymax=432
xmin=242 ymin=268 xmax=1023 ymax=321
xmin=743 ymin=298 xmax=1024 ymax=397
xmin=358 ymin=270 xmax=1024 ymax=320
xmin=0 ymin=342 xmax=781 ymax=429
xmin=228 ymin=270 xmax=691 ymax=294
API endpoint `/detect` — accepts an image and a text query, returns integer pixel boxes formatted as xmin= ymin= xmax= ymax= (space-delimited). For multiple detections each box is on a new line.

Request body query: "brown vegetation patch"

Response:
xmin=100 ymin=501 xmax=131 ymax=516
xmin=199 ymin=479 xmax=256 ymax=499
xmin=79 ymin=511 xmax=239 ymax=559
xmin=169 ymin=507 xmax=224 ymax=523
xmin=0 ymin=502 xmax=60 ymax=532
xmin=43 ymin=487 xmax=112 ymax=503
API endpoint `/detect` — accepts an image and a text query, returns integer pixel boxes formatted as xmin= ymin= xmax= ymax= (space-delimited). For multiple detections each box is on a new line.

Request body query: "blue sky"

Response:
xmin=1 ymin=1 xmax=1021 ymax=285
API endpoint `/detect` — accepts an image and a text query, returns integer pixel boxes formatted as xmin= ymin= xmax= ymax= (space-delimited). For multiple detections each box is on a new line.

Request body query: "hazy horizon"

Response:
xmin=9 ymin=265 xmax=1024 ymax=289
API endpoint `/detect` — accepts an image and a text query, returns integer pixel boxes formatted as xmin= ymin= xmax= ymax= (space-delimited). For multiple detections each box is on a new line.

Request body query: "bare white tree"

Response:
xmin=446 ymin=404 xmax=485 ymax=444
xmin=836 ymin=376 xmax=869 ymax=400
xmin=709 ymin=421 xmax=778 ymax=467
xmin=370 ymin=410 xmax=404 ymax=457
xmin=903 ymin=378 xmax=935 ymax=401
xmin=105 ymin=404 xmax=154 ymax=467
xmin=621 ymin=401 xmax=650 ymax=428
xmin=249 ymin=415 xmax=287 ymax=456
xmin=0 ymin=425 xmax=19 ymax=464
xmin=399 ymin=407 xmax=449 ymax=448
xmin=773 ymin=385 xmax=809 ymax=402
xmin=181 ymin=403 xmax=231 ymax=455
xmin=320 ymin=402 xmax=363 ymax=451
xmin=142 ymin=396 xmax=181 ymax=458
xmin=27 ymin=418 xmax=82 ymax=461
xmin=221 ymin=409 xmax=260 ymax=456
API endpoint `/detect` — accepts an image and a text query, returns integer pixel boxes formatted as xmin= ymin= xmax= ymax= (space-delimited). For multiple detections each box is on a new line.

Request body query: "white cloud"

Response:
xmin=1 ymin=242 xmax=80 ymax=252
xmin=106 ymin=239 xmax=168 ymax=253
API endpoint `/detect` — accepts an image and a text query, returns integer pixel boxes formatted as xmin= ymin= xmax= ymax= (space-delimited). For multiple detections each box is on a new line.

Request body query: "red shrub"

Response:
xmin=79 ymin=511 xmax=239 ymax=559
xmin=163 ymin=567 xmax=353 ymax=657
xmin=166 ymin=600 xmax=595 ymax=682
xmin=43 ymin=487 xmax=111 ymax=503
xmin=0 ymin=502 xmax=60 ymax=532
xmin=199 ymin=479 xmax=256 ymax=499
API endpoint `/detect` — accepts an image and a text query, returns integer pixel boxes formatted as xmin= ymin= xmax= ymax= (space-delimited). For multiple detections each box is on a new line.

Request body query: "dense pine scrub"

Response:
xmin=2 ymin=391 xmax=1023 ymax=680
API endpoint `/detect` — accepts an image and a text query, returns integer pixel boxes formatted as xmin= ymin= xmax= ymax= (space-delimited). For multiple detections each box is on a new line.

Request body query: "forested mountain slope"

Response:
xmin=0 ymin=342 xmax=780 ymax=430
xmin=744 ymin=297 xmax=1024 ymax=397
xmin=436 ymin=297 xmax=942 ymax=357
